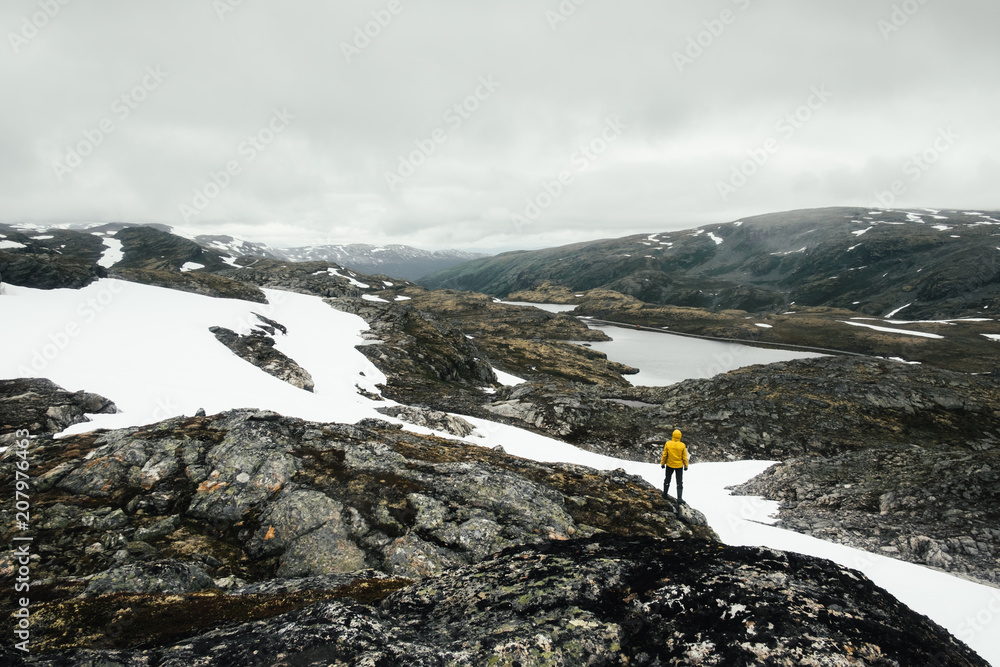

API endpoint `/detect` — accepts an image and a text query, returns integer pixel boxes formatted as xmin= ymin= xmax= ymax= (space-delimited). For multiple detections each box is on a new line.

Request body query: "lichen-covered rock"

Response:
xmin=11 ymin=536 xmax=989 ymax=665
xmin=83 ymin=559 xmax=215 ymax=597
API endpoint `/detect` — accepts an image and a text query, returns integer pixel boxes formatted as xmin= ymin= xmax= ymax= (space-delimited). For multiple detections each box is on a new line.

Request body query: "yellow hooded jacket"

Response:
xmin=660 ymin=430 xmax=689 ymax=469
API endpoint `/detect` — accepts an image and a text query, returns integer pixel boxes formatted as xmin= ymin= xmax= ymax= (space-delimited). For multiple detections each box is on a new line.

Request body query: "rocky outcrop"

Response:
xmin=9 ymin=536 xmax=989 ymax=665
xmin=396 ymin=287 xmax=638 ymax=386
xmin=731 ymin=445 xmax=1000 ymax=586
xmin=0 ymin=409 xmax=708 ymax=615
xmin=486 ymin=352 xmax=1000 ymax=462
xmin=0 ymin=378 xmax=116 ymax=443
xmin=219 ymin=258 xmax=373 ymax=299
xmin=649 ymin=356 xmax=1000 ymax=462
xmin=484 ymin=381 xmax=659 ymax=454
xmin=375 ymin=405 xmax=477 ymax=437
xmin=328 ymin=295 xmax=498 ymax=405
xmin=110 ymin=267 xmax=268 ymax=302
xmin=0 ymin=251 xmax=106 ymax=290
xmin=209 ymin=320 xmax=315 ymax=392
xmin=485 ymin=356 xmax=1000 ymax=467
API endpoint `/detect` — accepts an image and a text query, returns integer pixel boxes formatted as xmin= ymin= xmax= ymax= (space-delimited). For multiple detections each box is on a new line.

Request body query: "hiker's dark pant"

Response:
xmin=664 ymin=467 xmax=683 ymax=499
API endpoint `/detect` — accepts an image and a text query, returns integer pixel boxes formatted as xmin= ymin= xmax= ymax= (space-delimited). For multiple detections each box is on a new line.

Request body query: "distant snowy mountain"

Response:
xmin=270 ymin=243 xmax=488 ymax=281
xmin=0 ymin=221 xmax=486 ymax=283
xmin=194 ymin=234 xmax=286 ymax=262
xmin=191 ymin=234 xmax=487 ymax=281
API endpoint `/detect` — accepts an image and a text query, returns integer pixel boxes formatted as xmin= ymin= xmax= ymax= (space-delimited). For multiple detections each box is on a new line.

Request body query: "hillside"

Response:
xmin=421 ymin=207 xmax=1000 ymax=320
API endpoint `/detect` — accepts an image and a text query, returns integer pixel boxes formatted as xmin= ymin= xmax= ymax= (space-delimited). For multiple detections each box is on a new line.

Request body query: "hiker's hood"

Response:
xmin=672 ymin=430 xmax=682 ymax=441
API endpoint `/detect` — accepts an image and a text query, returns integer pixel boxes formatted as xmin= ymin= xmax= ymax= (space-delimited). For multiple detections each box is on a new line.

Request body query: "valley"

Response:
xmin=2 ymin=208 xmax=999 ymax=664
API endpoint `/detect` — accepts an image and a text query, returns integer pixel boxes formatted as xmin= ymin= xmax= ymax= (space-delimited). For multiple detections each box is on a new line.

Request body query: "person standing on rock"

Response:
xmin=660 ymin=430 xmax=689 ymax=508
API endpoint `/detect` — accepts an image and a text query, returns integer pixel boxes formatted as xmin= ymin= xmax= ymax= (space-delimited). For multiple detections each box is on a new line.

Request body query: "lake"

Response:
xmin=582 ymin=324 xmax=825 ymax=386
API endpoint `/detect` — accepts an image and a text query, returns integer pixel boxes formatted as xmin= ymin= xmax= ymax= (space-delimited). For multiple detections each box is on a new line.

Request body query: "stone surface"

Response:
xmin=8 ymin=536 xmax=989 ymax=665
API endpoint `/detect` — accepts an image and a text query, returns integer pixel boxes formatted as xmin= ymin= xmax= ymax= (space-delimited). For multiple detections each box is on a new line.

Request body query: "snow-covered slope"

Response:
xmin=1 ymin=281 xmax=998 ymax=664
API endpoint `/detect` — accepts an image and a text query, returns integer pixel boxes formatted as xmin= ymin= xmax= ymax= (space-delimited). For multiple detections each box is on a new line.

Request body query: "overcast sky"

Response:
xmin=2 ymin=1 xmax=998 ymax=252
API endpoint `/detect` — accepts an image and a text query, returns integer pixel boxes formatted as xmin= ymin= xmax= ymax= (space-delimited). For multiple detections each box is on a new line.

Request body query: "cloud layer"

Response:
xmin=3 ymin=0 xmax=998 ymax=250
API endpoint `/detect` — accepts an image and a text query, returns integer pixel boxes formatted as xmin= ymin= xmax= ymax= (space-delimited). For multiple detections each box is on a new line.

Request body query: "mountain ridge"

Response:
xmin=420 ymin=206 xmax=1000 ymax=320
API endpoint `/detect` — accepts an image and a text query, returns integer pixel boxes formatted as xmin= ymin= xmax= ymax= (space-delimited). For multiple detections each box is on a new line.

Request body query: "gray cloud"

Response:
xmin=1 ymin=0 xmax=997 ymax=251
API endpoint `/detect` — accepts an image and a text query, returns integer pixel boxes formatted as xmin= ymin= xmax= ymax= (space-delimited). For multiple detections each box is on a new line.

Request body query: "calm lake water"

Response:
xmin=582 ymin=324 xmax=825 ymax=387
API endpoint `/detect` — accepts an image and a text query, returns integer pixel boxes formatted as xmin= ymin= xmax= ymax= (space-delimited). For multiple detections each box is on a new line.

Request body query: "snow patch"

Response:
xmin=852 ymin=227 xmax=873 ymax=237
xmin=493 ymin=368 xmax=525 ymax=386
xmin=97 ymin=238 xmax=124 ymax=268
xmin=361 ymin=294 xmax=389 ymax=303
xmin=0 ymin=280 xmax=387 ymax=431
xmin=885 ymin=303 xmax=911 ymax=318
xmin=180 ymin=262 xmax=205 ymax=272
xmin=983 ymin=334 xmax=1000 ymax=342
xmin=0 ymin=240 xmax=27 ymax=250
xmin=327 ymin=268 xmax=370 ymax=288
xmin=839 ymin=321 xmax=944 ymax=339
xmin=707 ymin=232 xmax=724 ymax=245
xmin=754 ymin=323 xmax=773 ymax=329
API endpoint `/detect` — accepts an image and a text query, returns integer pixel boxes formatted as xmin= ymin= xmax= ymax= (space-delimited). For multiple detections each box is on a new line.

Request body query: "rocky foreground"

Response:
xmin=4 ymin=536 xmax=989 ymax=666
xmin=1 ymin=401 xmax=990 ymax=664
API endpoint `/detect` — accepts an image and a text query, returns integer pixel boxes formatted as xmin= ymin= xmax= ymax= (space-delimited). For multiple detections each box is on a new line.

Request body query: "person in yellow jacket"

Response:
xmin=660 ymin=429 xmax=689 ymax=507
